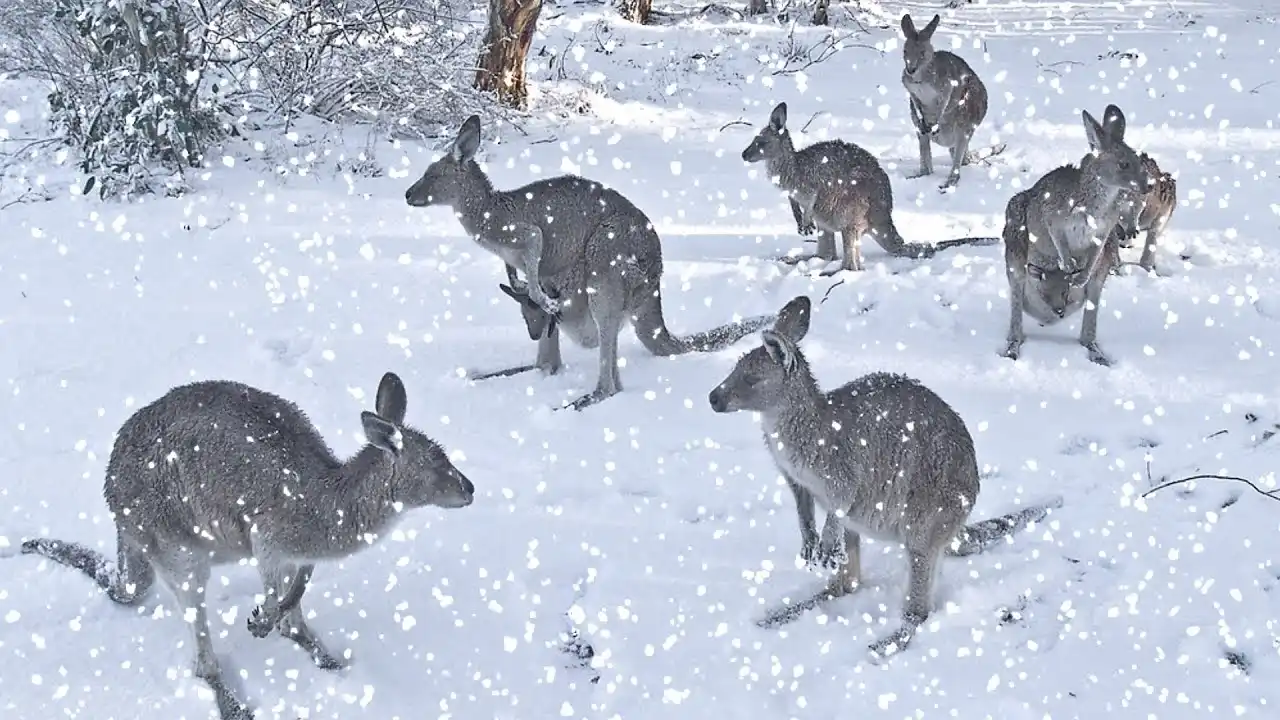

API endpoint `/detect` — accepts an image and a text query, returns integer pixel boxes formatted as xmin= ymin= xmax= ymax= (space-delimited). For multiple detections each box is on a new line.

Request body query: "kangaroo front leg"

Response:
xmin=1139 ymin=217 xmax=1167 ymax=273
xmin=906 ymin=99 xmax=933 ymax=179
xmin=1079 ymin=255 xmax=1116 ymax=367
xmin=271 ymin=564 xmax=348 ymax=671
xmin=940 ymin=129 xmax=972 ymax=191
xmin=783 ymin=475 xmax=820 ymax=565
xmin=1002 ymin=265 xmax=1028 ymax=360
xmin=512 ymin=225 xmax=560 ymax=317
xmin=827 ymin=530 xmax=861 ymax=596
xmin=811 ymin=511 xmax=848 ymax=571
xmin=789 ymin=198 xmax=815 ymax=237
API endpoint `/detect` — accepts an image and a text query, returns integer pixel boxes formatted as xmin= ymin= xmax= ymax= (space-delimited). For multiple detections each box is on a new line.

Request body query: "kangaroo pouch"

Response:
xmin=1022 ymin=276 xmax=1088 ymax=326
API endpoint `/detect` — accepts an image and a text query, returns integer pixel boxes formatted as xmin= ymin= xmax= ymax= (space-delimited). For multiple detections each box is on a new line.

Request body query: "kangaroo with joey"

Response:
xmin=1001 ymin=104 xmax=1154 ymax=367
xmin=900 ymin=12 xmax=989 ymax=191
xmin=741 ymin=102 xmax=998 ymax=275
xmin=20 ymin=372 xmax=475 ymax=720
xmin=1081 ymin=106 xmax=1177 ymax=274
xmin=709 ymin=295 xmax=1063 ymax=660
xmin=406 ymin=115 xmax=775 ymax=411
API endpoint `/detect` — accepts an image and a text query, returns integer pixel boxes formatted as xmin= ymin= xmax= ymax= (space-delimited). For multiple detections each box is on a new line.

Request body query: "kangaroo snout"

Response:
xmin=709 ymin=386 xmax=730 ymax=413
xmin=440 ymin=471 xmax=475 ymax=509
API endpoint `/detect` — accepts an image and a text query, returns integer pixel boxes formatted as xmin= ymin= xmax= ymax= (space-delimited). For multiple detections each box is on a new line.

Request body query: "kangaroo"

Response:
xmin=406 ymin=115 xmax=776 ymax=411
xmin=742 ymin=102 xmax=998 ymax=275
xmin=467 ymin=282 xmax=562 ymax=382
xmin=20 ymin=372 xmax=474 ymax=720
xmin=1001 ymin=104 xmax=1153 ymax=367
xmin=1084 ymin=105 xmax=1177 ymax=273
xmin=900 ymin=13 xmax=989 ymax=191
xmin=709 ymin=295 xmax=1063 ymax=660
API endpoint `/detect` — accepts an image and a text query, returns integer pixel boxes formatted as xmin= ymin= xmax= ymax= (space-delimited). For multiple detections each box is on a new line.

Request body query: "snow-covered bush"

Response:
xmin=0 ymin=0 xmax=488 ymax=198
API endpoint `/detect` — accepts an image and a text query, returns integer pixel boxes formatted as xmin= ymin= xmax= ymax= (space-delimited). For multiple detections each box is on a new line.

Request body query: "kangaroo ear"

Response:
xmin=761 ymin=330 xmax=799 ymax=371
xmin=901 ymin=13 xmax=917 ymax=39
xmin=375 ymin=372 xmax=407 ymax=425
xmin=772 ymin=295 xmax=812 ymax=343
xmin=1081 ymin=109 xmax=1108 ymax=152
xmin=769 ymin=102 xmax=787 ymax=130
xmin=499 ymin=283 xmax=525 ymax=301
xmin=452 ymin=115 xmax=481 ymax=161
xmin=920 ymin=14 xmax=941 ymax=40
xmin=361 ymin=411 xmax=404 ymax=456
xmin=1101 ymin=104 xmax=1126 ymax=142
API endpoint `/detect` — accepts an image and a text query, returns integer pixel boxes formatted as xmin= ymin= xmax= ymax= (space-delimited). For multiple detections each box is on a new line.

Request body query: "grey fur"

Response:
xmin=741 ymin=102 xmax=998 ymax=274
xmin=1001 ymin=104 xmax=1154 ymax=366
xmin=1088 ymin=105 xmax=1177 ymax=273
xmin=709 ymin=295 xmax=1062 ymax=659
xmin=406 ymin=115 xmax=776 ymax=411
xmin=900 ymin=13 xmax=989 ymax=190
xmin=20 ymin=372 xmax=474 ymax=720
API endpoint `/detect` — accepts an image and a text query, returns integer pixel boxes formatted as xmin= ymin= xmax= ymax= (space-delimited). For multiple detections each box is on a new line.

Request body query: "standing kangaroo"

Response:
xmin=741 ymin=102 xmax=998 ymax=274
xmin=20 ymin=372 xmax=475 ymax=720
xmin=1085 ymin=106 xmax=1177 ymax=273
xmin=406 ymin=115 xmax=775 ymax=411
xmin=1002 ymin=104 xmax=1153 ymax=366
xmin=709 ymin=296 xmax=1062 ymax=659
xmin=900 ymin=13 xmax=989 ymax=191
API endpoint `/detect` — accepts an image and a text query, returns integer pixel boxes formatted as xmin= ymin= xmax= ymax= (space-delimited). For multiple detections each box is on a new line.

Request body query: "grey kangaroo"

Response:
xmin=742 ymin=102 xmax=998 ymax=274
xmin=901 ymin=13 xmax=989 ymax=190
xmin=1085 ymin=105 xmax=1177 ymax=273
xmin=709 ymin=296 xmax=1062 ymax=660
xmin=20 ymin=372 xmax=474 ymax=720
xmin=406 ymin=115 xmax=775 ymax=410
xmin=1002 ymin=104 xmax=1153 ymax=366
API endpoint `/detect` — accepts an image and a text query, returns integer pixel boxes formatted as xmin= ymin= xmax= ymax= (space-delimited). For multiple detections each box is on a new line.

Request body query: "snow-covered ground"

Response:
xmin=3 ymin=0 xmax=1280 ymax=717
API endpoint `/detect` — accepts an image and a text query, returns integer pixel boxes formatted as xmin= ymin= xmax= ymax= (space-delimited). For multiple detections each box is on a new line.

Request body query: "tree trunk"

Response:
xmin=746 ymin=0 xmax=769 ymax=16
xmin=811 ymin=0 xmax=829 ymax=25
xmin=475 ymin=0 xmax=544 ymax=109
xmin=617 ymin=0 xmax=652 ymax=24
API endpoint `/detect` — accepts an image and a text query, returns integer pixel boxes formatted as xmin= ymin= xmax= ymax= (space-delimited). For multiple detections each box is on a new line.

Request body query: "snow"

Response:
xmin=2 ymin=0 xmax=1279 ymax=717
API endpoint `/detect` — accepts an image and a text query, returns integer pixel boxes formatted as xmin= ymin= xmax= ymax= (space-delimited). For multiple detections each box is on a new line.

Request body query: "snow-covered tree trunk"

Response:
xmin=746 ymin=0 xmax=769 ymax=16
xmin=475 ymin=0 xmax=544 ymax=109
xmin=617 ymin=0 xmax=651 ymax=24
xmin=812 ymin=0 xmax=829 ymax=25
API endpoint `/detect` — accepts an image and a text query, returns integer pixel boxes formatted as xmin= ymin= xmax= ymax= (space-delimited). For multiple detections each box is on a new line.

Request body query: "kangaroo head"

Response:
xmin=499 ymin=283 xmax=558 ymax=340
xmin=709 ymin=295 xmax=812 ymax=414
xmin=1027 ymin=263 xmax=1083 ymax=318
xmin=405 ymin=115 xmax=482 ymax=208
xmin=1081 ymin=105 xmax=1154 ymax=194
xmin=360 ymin=372 xmax=475 ymax=509
xmin=741 ymin=102 xmax=791 ymax=164
xmin=901 ymin=13 xmax=941 ymax=77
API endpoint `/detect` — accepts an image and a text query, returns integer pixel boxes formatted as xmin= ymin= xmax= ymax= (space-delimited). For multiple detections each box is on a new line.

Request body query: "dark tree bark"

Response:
xmin=617 ymin=0 xmax=652 ymax=24
xmin=475 ymin=0 xmax=544 ymax=109
xmin=746 ymin=0 xmax=768 ymax=16
xmin=812 ymin=0 xmax=828 ymax=25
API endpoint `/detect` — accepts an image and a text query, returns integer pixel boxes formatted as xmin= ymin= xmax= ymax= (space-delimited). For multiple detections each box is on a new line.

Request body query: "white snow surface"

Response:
xmin=3 ymin=0 xmax=1280 ymax=717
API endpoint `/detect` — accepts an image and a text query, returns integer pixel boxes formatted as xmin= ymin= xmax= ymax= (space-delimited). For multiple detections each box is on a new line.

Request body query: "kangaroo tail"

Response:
xmin=21 ymin=536 xmax=151 ymax=605
xmin=946 ymin=495 xmax=1065 ymax=558
xmin=632 ymin=292 xmax=775 ymax=357
xmin=868 ymin=207 xmax=1000 ymax=259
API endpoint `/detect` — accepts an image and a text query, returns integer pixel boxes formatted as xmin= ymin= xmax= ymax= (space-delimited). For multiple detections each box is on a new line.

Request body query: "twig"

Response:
xmin=1249 ymin=80 xmax=1275 ymax=95
xmin=800 ymin=111 xmax=825 ymax=133
xmin=818 ymin=278 xmax=845 ymax=305
xmin=963 ymin=142 xmax=1008 ymax=166
xmin=719 ymin=120 xmax=751 ymax=132
xmin=1141 ymin=473 xmax=1280 ymax=504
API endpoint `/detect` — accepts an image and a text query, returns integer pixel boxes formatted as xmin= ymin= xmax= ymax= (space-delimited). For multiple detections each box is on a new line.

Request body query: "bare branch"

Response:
xmin=1141 ymin=473 xmax=1280 ymax=505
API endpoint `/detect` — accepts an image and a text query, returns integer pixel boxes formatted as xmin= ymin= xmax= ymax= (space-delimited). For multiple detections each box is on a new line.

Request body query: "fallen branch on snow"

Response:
xmin=1141 ymin=473 xmax=1280 ymax=505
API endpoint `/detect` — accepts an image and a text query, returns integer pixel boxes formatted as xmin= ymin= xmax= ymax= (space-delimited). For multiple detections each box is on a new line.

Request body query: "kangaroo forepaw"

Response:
xmin=797 ymin=220 xmax=816 ymax=236
xmin=808 ymin=544 xmax=847 ymax=573
xmin=246 ymin=605 xmax=277 ymax=639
